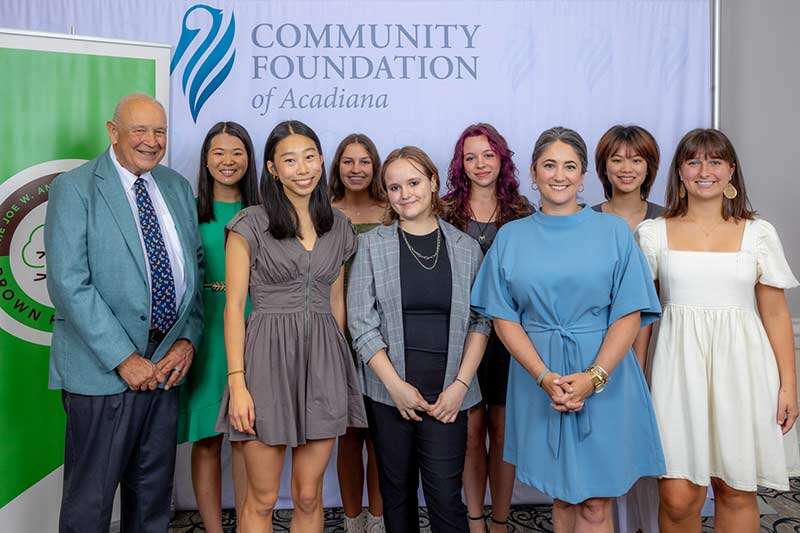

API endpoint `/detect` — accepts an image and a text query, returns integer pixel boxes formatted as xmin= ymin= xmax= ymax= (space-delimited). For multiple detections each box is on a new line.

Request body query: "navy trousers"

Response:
xmin=59 ymin=338 xmax=178 ymax=533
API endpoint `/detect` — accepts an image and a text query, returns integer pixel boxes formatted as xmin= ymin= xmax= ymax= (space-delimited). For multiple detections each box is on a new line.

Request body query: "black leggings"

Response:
xmin=365 ymin=397 xmax=468 ymax=533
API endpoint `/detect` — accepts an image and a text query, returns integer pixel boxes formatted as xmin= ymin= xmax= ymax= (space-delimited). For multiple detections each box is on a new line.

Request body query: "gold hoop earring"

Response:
xmin=723 ymin=182 xmax=738 ymax=200
xmin=272 ymin=173 xmax=279 ymax=181
xmin=679 ymin=182 xmax=686 ymax=199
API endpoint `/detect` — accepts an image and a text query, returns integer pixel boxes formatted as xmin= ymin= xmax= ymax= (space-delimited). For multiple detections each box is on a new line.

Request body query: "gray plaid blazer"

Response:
xmin=346 ymin=218 xmax=491 ymax=409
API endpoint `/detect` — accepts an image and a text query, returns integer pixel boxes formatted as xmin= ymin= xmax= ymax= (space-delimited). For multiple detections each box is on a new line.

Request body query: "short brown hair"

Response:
xmin=595 ymin=125 xmax=660 ymax=201
xmin=380 ymin=146 xmax=444 ymax=225
xmin=328 ymin=133 xmax=385 ymax=202
xmin=664 ymin=128 xmax=756 ymax=220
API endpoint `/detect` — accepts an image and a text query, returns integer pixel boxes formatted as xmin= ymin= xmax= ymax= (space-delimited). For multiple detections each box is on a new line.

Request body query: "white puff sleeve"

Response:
xmin=754 ymin=219 xmax=799 ymax=289
xmin=634 ymin=218 xmax=660 ymax=281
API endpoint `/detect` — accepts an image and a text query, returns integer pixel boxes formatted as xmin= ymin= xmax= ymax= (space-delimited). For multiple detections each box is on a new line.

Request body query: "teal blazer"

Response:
xmin=44 ymin=150 xmax=204 ymax=395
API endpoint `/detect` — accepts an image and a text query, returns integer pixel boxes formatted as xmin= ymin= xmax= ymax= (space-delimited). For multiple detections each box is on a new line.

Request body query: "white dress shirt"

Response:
xmin=108 ymin=147 xmax=187 ymax=318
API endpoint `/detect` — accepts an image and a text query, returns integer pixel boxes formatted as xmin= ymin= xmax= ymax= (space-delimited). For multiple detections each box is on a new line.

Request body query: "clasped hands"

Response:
xmin=388 ymin=379 xmax=466 ymax=424
xmin=541 ymin=371 xmax=595 ymax=412
xmin=117 ymin=339 xmax=194 ymax=391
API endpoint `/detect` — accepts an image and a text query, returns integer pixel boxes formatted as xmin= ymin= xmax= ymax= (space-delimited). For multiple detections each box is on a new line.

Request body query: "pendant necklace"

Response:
xmin=469 ymin=203 xmax=499 ymax=244
xmin=686 ymin=215 xmax=726 ymax=237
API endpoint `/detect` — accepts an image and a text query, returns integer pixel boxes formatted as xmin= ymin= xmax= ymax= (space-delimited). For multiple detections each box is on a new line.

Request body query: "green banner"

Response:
xmin=0 ymin=47 xmax=156 ymax=508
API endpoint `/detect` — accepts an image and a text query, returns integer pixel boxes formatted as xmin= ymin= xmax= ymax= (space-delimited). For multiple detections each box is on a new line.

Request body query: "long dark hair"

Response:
xmin=443 ymin=123 xmax=532 ymax=230
xmin=664 ymin=128 xmax=755 ymax=220
xmin=328 ymin=133 xmax=385 ymax=202
xmin=260 ymin=120 xmax=334 ymax=239
xmin=197 ymin=121 xmax=259 ymax=223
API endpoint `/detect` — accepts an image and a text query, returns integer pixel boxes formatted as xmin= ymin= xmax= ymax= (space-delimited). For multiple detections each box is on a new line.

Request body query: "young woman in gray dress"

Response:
xmin=443 ymin=123 xmax=532 ymax=533
xmin=218 ymin=120 xmax=367 ymax=532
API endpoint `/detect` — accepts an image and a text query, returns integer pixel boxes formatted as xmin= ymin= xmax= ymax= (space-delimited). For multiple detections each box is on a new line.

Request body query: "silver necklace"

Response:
xmin=401 ymin=227 xmax=441 ymax=270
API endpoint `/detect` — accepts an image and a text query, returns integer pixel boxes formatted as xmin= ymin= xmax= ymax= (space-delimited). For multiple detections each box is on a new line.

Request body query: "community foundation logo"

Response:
xmin=0 ymin=160 xmax=85 ymax=345
xmin=171 ymin=3 xmax=237 ymax=122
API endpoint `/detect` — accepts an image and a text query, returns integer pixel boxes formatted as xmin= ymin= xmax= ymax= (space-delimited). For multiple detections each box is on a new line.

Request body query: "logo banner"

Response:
xmin=1 ymin=0 xmax=711 ymax=202
xmin=0 ymin=30 xmax=168 ymax=512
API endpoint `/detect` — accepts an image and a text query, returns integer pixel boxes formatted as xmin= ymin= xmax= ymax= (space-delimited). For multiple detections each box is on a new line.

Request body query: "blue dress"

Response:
xmin=471 ymin=206 xmax=665 ymax=504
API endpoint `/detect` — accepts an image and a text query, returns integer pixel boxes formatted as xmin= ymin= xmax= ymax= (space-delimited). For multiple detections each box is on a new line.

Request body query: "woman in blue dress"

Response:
xmin=471 ymin=127 xmax=665 ymax=531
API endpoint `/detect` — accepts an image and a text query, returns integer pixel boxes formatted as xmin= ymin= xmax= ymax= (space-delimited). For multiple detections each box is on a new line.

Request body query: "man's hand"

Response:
xmin=117 ymin=353 xmax=158 ymax=390
xmin=155 ymin=339 xmax=195 ymax=390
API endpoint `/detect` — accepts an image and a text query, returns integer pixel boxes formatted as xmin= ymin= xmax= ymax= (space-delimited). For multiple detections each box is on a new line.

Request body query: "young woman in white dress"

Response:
xmin=636 ymin=128 xmax=799 ymax=532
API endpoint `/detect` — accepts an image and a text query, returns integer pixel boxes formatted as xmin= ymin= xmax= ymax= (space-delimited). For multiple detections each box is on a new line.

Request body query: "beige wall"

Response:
xmin=720 ymin=0 xmax=800 ymax=315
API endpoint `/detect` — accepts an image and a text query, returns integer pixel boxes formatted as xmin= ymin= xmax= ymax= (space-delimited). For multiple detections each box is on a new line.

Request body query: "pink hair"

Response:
xmin=443 ymin=123 xmax=530 ymax=230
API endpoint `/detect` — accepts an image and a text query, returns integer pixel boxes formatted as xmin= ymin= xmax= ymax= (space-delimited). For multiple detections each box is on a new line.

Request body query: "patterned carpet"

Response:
xmin=168 ymin=478 xmax=800 ymax=532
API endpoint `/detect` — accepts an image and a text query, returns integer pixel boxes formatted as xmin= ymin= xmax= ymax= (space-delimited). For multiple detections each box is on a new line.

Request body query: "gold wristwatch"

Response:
xmin=585 ymin=364 xmax=609 ymax=393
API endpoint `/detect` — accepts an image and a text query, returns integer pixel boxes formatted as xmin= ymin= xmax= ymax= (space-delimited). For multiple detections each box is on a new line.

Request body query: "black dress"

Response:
xmin=464 ymin=219 xmax=511 ymax=405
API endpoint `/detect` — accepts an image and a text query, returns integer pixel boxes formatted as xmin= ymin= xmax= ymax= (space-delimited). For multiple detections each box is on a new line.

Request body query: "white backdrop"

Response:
xmin=1 ymin=0 xmax=711 ymax=514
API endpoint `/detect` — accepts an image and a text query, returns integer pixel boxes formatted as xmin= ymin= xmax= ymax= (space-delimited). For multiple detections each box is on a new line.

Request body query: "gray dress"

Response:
xmin=215 ymin=206 xmax=368 ymax=446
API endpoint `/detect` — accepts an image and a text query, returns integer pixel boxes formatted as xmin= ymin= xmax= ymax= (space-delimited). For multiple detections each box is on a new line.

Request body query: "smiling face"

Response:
xmin=462 ymin=134 xmax=501 ymax=189
xmin=206 ymin=132 xmax=248 ymax=188
xmin=339 ymin=142 xmax=374 ymax=193
xmin=606 ymin=143 xmax=647 ymax=196
xmin=106 ymin=97 xmax=167 ymax=175
xmin=532 ymin=140 xmax=584 ymax=211
xmin=267 ymin=134 xmax=323 ymax=201
xmin=679 ymin=151 xmax=734 ymax=201
xmin=384 ymin=158 xmax=436 ymax=222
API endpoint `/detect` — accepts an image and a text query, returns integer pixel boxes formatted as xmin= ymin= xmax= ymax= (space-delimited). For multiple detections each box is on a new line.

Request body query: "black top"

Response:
xmin=399 ymin=227 xmax=452 ymax=400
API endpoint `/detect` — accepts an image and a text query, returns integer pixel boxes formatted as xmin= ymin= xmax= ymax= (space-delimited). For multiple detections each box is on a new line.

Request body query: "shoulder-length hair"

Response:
xmin=260 ymin=120 xmax=334 ymax=239
xmin=664 ymin=128 xmax=756 ymax=220
xmin=328 ymin=133 xmax=385 ymax=202
xmin=595 ymin=124 xmax=660 ymax=201
xmin=443 ymin=123 xmax=532 ymax=230
xmin=380 ymin=146 xmax=444 ymax=225
xmin=197 ymin=121 xmax=259 ymax=223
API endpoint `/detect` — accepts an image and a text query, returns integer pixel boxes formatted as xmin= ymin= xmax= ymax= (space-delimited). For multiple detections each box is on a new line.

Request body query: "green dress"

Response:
xmin=178 ymin=200 xmax=248 ymax=443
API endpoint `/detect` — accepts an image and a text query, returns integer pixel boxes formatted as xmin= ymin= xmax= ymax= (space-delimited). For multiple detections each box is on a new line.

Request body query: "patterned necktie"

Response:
xmin=134 ymin=177 xmax=177 ymax=333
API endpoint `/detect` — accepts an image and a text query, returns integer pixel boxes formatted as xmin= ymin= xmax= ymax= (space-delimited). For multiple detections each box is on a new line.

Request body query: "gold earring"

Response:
xmin=679 ymin=182 xmax=686 ymax=199
xmin=272 ymin=173 xmax=279 ymax=181
xmin=723 ymin=182 xmax=738 ymax=200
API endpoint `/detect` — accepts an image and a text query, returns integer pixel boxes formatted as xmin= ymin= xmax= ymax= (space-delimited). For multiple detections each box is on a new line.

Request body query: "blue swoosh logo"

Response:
xmin=171 ymin=4 xmax=236 ymax=122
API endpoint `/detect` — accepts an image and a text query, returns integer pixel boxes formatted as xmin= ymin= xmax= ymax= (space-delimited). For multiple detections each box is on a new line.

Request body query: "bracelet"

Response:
xmin=454 ymin=377 xmax=470 ymax=390
xmin=585 ymin=364 xmax=609 ymax=393
xmin=227 ymin=369 xmax=246 ymax=377
xmin=536 ymin=369 xmax=551 ymax=387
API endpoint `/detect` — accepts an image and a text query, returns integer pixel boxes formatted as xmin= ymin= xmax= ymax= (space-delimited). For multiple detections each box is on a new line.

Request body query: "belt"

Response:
xmin=524 ymin=319 xmax=606 ymax=458
xmin=203 ymin=281 xmax=225 ymax=292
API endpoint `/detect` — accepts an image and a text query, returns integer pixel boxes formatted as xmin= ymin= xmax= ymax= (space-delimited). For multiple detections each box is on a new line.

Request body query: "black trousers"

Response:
xmin=59 ymin=338 xmax=178 ymax=533
xmin=366 ymin=397 xmax=468 ymax=533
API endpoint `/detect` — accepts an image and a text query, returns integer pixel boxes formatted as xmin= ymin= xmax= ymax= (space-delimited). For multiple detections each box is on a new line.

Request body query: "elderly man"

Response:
xmin=44 ymin=93 xmax=203 ymax=533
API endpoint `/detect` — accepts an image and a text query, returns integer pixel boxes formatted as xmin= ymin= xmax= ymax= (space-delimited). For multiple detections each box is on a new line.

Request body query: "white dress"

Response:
xmin=636 ymin=217 xmax=800 ymax=492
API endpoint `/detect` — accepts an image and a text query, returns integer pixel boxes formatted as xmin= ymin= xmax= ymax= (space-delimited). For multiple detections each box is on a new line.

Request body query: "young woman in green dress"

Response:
xmin=178 ymin=121 xmax=259 ymax=533
xmin=329 ymin=133 xmax=387 ymax=532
